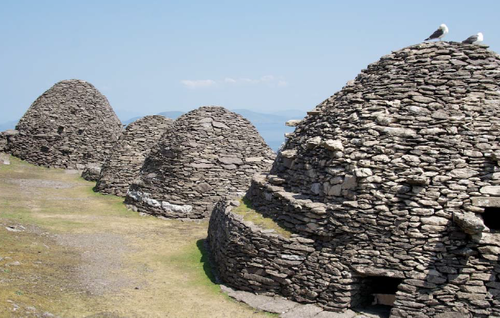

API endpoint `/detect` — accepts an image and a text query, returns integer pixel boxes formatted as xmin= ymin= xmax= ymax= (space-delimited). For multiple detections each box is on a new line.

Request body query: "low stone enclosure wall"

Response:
xmin=207 ymin=42 xmax=500 ymax=318
xmin=209 ymin=192 xmax=500 ymax=318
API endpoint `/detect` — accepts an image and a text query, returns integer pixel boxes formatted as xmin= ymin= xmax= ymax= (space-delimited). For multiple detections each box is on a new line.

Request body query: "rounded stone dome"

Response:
xmin=8 ymin=79 xmax=123 ymax=169
xmin=273 ymin=42 xmax=500 ymax=207
xmin=125 ymin=106 xmax=275 ymax=219
xmin=95 ymin=115 xmax=174 ymax=197
xmin=209 ymin=42 xmax=500 ymax=318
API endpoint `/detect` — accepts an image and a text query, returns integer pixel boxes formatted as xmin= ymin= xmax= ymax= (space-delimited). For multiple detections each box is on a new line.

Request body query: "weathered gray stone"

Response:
xmin=0 ymin=153 xmax=10 ymax=165
xmin=322 ymin=139 xmax=344 ymax=151
xmin=94 ymin=115 xmax=173 ymax=196
xmin=353 ymin=168 xmax=372 ymax=178
xmin=449 ymin=168 xmax=478 ymax=179
xmin=434 ymin=312 xmax=469 ymax=318
xmin=376 ymin=126 xmax=417 ymax=137
xmin=285 ymin=120 xmax=302 ymax=127
xmin=280 ymin=304 xmax=323 ymax=318
xmin=421 ymin=216 xmax=449 ymax=226
xmin=471 ymin=196 xmax=500 ymax=208
xmin=125 ymin=106 xmax=275 ymax=219
xmin=81 ymin=163 xmax=102 ymax=182
xmin=472 ymin=233 xmax=500 ymax=247
xmin=281 ymin=150 xmax=298 ymax=159
xmin=453 ymin=212 xmax=485 ymax=235
xmin=6 ymin=79 xmax=122 ymax=169
xmin=306 ymin=136 xmax=322 ymax=148
xmin=480 ymin=186 xmax=500 ymax=196
xmin=342 ymin=175 xmax=357 ymax=190
xmin=208 ymin=42 xmax=500 ymax=318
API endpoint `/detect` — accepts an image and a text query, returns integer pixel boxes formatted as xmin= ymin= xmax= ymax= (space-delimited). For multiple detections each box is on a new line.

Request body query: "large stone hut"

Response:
xmin=94 ymin=115 xmax=173 ymax=196
xmin=125 ymin=106 xmax=275 ymax=219
xmin=6 ymin=79 xmax=122 ymax=169
xmin=208 ymin=42 xmax=500 ymax=318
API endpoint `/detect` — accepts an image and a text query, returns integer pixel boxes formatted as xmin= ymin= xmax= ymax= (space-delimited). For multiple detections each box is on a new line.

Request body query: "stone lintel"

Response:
xmin=471 ymin=196 xmax=500 ymax=208
xmin=350 ymin=265 xmax=405 ymax=278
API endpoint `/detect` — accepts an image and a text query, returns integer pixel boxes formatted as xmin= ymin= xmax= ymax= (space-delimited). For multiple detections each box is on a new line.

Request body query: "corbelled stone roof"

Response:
xmin=95 ymin=115 xmax=173 ymax=196
xmin=209 ymin=42 xmax=500 ymax=318
xmin=125 ymin=106 xmax=275 ymax=219
xmin=274 ymin=42 xmax=500 ymax=204
xmin=7 ymin=79 xmax=122 ymax=169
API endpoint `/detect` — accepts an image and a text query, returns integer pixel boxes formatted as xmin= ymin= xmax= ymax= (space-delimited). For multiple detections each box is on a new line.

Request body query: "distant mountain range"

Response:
xmin=1 ymin=109 xmax=306 ymax=151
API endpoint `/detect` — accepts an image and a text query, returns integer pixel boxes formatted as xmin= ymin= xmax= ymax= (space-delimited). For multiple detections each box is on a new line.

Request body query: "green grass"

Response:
xmin=232 ymin=197 xmax=292 ymax=238
xmin=0 ymin=155 xmax=273 ymax=317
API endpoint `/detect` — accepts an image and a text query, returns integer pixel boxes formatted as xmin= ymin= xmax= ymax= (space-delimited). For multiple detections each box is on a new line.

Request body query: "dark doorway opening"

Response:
xmin=352 ymin=276 xmax=403 ymax=318
xmin=483 ymin=207 xmax=500 ymax=231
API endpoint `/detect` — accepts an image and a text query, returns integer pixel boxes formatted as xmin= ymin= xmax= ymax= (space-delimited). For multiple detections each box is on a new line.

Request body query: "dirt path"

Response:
xmin=0 ymin=156 xmax=271 ymax=318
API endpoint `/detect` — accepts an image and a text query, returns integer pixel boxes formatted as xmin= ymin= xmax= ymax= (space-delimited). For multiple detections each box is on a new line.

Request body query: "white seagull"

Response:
xmin=425 ymin=24 xmax=449 ymax=41
xmin=462 ymin=32 xmax=484 ymax=45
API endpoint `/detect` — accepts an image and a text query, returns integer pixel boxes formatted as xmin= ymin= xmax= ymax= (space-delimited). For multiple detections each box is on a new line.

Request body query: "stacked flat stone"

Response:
xmin=209 ymin=42 xmax=500 ymax=318
xmin=0 ymin=132 xmax=8 ymax=152
xmin=94 ymin=115 xmax=173 ymax=196
xmin=6 ymin=80 xmax=122 ymax=169
xmin=81 ymin=163 xmax=102 ymax=182
xmin=125 ymin=106 xmax=275 ymax=219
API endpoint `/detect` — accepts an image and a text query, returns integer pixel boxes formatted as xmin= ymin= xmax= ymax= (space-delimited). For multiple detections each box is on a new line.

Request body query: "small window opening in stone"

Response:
xmin=353 ymin=276 xmax=403 ymax=315
xmin=57 ymin=126 xmax=64 ymax=134
xmin=482 ymin=207 xmax=500 ymax=231
xmin=78 ymin=129 xmax=84 ymax=135
xmin=40 ymin=146 xmax=50 ymax=153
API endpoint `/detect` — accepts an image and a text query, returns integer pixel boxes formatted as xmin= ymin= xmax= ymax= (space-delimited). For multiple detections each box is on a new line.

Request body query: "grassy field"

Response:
xmin=0 ymin=155 xmax=273 ymax=318
xmin=232 ymin=198 xmax=292 ymax=238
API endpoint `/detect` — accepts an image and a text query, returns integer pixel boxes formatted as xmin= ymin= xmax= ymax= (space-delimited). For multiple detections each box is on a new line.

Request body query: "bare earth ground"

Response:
xmin=0 ymin=155 xmax=273 ymax=318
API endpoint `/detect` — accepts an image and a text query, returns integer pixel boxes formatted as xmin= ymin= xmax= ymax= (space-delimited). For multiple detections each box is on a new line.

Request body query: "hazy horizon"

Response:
xmin=0 ymin=107 xmax=301 ymax=151
xmin=2 ymin=1 xmax=500 ymax=122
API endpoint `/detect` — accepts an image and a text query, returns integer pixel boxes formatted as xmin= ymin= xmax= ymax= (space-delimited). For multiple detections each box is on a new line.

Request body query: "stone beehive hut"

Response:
xmin=125 ymin=106 xmax=275 ymax=219
xmin=208 ymin=42 xmax=500 ymax=318
xmin=94 ymin=115 xmax=173 ymax=196
xmin=7 ymin=79 xmax=122 ymax=169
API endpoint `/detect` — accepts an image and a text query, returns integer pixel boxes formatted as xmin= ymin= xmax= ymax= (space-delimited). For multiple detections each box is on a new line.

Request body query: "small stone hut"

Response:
xmin=94 ymin=115 xmax=173 ymax=196
xmin=7 ymin=79 xmax=122 ymax=169
xmin=125 ymin=106 xmax=275 ymax=219
xmin=208 ymin=42 xmax=500 ymax=318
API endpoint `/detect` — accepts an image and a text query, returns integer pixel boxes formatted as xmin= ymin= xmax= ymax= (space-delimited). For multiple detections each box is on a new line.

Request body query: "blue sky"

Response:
xmin=1 ymin=0 xmax=499 ymax=122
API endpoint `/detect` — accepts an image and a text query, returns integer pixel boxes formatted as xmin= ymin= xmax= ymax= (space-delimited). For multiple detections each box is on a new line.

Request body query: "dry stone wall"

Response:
xmin=81 ymin=164 xmax=102 ymax=182
xmin=209 ymin=199 xmax=414 ymax=313
xmin=6 ymin=79 xmax=123 ymax=169
xmin=208 ymin=42 xmax=500 ymax=318
xmin=0 ymin=132 xmax=7 ymax=152
xmin=125 ymin=106 xmax=275 ymax=219
xmin=95 ymin=115 xmax=173 ymax=196
xmin=209 ymin=200 xmax=322 ymax=301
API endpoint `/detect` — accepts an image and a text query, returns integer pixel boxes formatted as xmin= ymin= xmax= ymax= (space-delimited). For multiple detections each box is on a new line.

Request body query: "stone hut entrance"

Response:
xmin=352 ymin=276 xmax=402 ymax=312
xmin=483 ymin=207 xmax=500 ymax=231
